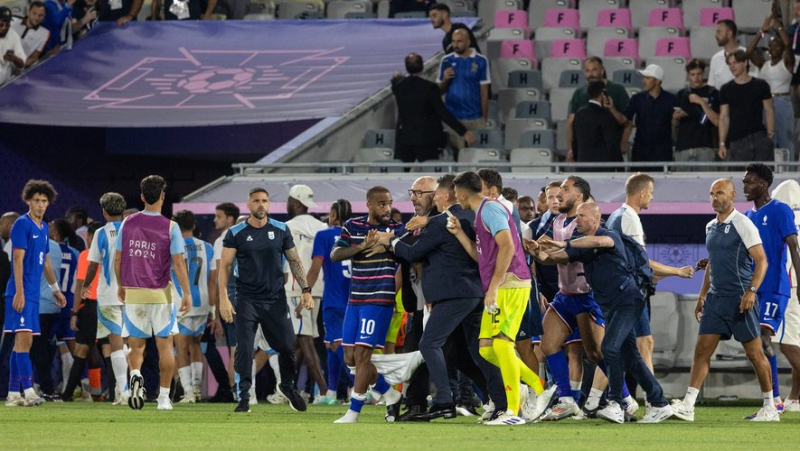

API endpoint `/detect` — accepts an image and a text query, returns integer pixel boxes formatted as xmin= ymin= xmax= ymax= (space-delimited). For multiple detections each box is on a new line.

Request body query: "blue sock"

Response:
xmin=597 ymin=360 xmax=631 ymax=399
xmin=572 ymin=390 xmax=582 ymax=401
xmin=9 ymin=351 xmax=18 ymax=394
xmin=545 ymin=353 xmax=572 ymax=400
xmin=327 ymin=349 xmax=341 ymax=392
xmin=16 ymin=352 xmax=33 ymax=391
xmin=769 ymin=355 xmax=780 ymax=399
xmin=373 ymin=374 xmax=391 ymax=395
xmin=349 ymin=392 xmax=367 ymax=413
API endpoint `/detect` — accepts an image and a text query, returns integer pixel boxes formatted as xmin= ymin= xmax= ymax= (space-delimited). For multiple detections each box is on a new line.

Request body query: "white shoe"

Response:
xmin=23 ymin=394 xmax=45 ymax=407
xmin=529 ymin=385 xmax=557 ymax=422
xmin=640 ymin=404 xmax=673 ymax=424
xmin=382 ymin=388 xmax=401 ymax=407
xmin=250 ymin=397 xmax=258 ymax=405
xmin=518 ymin=383 xmax=529 ymax=416
xmin=597 ymin=401 xmax=625 ymax=424
xmin=267 ymin=393 xmax=287 ymax=405
xmin=669 ymin=399 xmax=695 ymax=422
xmin=785 ymin=399 xmax=800 ymax=412
xmin=157 ymin=397 xmax=174 ymax=410
xmin=541 ymin=400 xmax=580 ymax=421
xmin=113 ymin=393 xmax=130 ymax=406
xmin=79 ymin=391 xmax=94 ymax=403
xmin=334 ymin=410 xmax=360 ymax=424
xmin=178 ymin=393 xmax=196 ymax=404
xmin=751 ymin=406 xmax=780 ymax=422
xmin=484 ymin=410 xmax=525 ymax=426
xmin=480 ymin=400 xmax=496 ymax=423
xmin=193 ymin=387 xmax=202 ymax=402
xmin=624 ymin=398 xmax=640 ymax=415
xmin=5 ymin=393 xmax=23 ymax=407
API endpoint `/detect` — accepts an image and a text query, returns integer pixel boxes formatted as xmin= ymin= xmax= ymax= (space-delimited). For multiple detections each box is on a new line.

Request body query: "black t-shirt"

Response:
xmin=675 ymin=85 xmax=719 ymax=151
xmin=719 ymin=77 xmax=771 ymax=142
xmin=223 ymin=218 xmax=295 ymax=302
xmin=97 ymin=0 xmax=135 ymax=22
xmin=443 ymin=22 xmax=480 ymax=54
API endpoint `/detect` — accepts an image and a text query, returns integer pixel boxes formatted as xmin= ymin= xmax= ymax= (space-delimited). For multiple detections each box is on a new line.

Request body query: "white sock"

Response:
xmin=684 ymin=387 xmax=699 ymax=407
xmin=269 ymin=356 xmax=281 ymax=385
xmin=325 ymin=389 xmax=337 ymax=398
xmin=570 ymin=380 xmax=581 ymax=393
xmin=178 ymin=366 xmax=192 ymax=392
xmin=623 ymin=395 xmax=635 ymax=407
xmin=250 ymin=360 xmax=257 ymax=398
xmin=111 ymin=350 xmax=128 ymax=394
xmin=60 ymin=352 xmax=73 ymax=390
xmin=764 ymin=391 xmax=776 ymax=409
xmin=585 ymin=388 xmax=603 ymax=410
xmin=159 ymin=386 xmax=170 ymax=399
xmin=773 ymin=396 xmax=782 ymax=405
xmin=24 ymin=387 xmax=37 ymax=398
xmin=81 ymin=377 xmax=90 ymax=392
xmin=191 ymin=362 xmax=203 ymax=388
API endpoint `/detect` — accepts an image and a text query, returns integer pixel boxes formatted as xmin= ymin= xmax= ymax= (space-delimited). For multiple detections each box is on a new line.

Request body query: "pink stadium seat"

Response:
xmin=648 ymin=8 xmax=683 ymax=30
xmin=655 ymin=37 xmax=691 ymax=58
xmin=596 ymin=8 xmax=631 ymax=30
xmin=604 ymin=38 xmax=640 ymax=65
xmin=550 ymin=39 xmax=586 ymax=58
xmin=700 ymin=7 xmax=734 ymax=27
xmin=495 ymin=10 xmax=529 ymax=31
xmin=544 ymin=8 xmax=580 ymax=29
xmin=500 ymin=39 xmax=536 ymax=60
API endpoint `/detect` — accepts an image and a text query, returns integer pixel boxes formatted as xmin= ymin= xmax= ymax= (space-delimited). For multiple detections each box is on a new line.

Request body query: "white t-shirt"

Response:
xmin=617 ymin=203 xmax=645 ymax=247
xmin=10 ymin=17 xmax=49 ymax=58
xmin=708 ymin=46 xmax=758 ymax=89
xmin=0 ymin=29 xmax=26 ymax=86
xmin=284 ymin=214 xmax=326 ymax=297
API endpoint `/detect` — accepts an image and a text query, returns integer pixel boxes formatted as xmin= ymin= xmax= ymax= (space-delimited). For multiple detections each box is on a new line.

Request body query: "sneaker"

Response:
xmin=529 ymin=385 xmax=558 ymax=422
xmin=5 ymin=393 xmax=23 ymax=407
xmin=267 ymin=393 xmax=288 ymax=405
xmin=313 ymin=395 xmax=335 ymax=405
xmin=640 ymin=404 xmax=673 ymax=424
xmin=519 ymin=383 xmax=529 ymax=416
xmin=128 ymin=374 xmax=145 ymax=410
xmin=479 ymin=400 xmax=496 ymax=423
xmin=334 ymin=410 xmax=359 ymax=424
xmin=157 ymin=397 xmax=173 ymax=411
xmin=178 ymin=393 xmax=196 ymax=404
xmin=669 ymin=399 xmax=694 ymax=422
xmin=276 ymin=385 xmax=307 ymax=412
xmin=484 ymin=410 xmax=525 ymax=426
xmin=624 ymin=398 xmax=640 ymax=416
xmin=785 ymin=399 xmax=800 ymax=412
xmin=597 ymin=401 xmax=625 ymax=424
xmin=193 ymin=387 xmax=202 ymax=403
xmin=455 ymin=403 xmax=478 ymax=417
xmin=42 ymin=394 xmax=63 ymax=403
xmin=751 ymin=406 xmax=780 ymax=422
xmin=113 ymin=391 xmax=130 ymax=406
xmin=234 ymin=400 xmax=250 ymax=413
xmin=572 ymin=405 xmax=599 ymax=420
xmin=541 ymin=400 xmax=580 ymax=421
xmin=23 ymin=394 xmax=45 ymax=407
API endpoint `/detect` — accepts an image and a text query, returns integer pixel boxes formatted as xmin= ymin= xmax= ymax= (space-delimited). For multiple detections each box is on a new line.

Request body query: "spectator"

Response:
xmin=391 ymin=53 xmax=474 ymax=163
xmin=151 ymin=0 xmax=215 ymax=20
xmin=673 ymin=59 xmax=720 ymax=170
xmin=71 ymin=0 xmax=98 ymax=40
xmin=428 ymin=4 xmax=479 ymax=54
xmin=624 ymin=64 xmax=677 ymax=166
xmin=390 ymin=0 xmax=434 ymax=19
xmin=517 ymin=195 xmax=536 ymax=223
xmin=0 ymin=212 xmax=20 ymax=254
xmin=573 ymin=80 xmax=623 ymax=166
xmin=746 ymin=14 xmax=795 ymax=157
xmin=719 ymin=50 xmax=775 ymax=162
xmin=42 ymin=0 xmax=74 ymax=54
xmin=437 ymin=28 xmax=490 ymax=160
xmin=10 ymin=2 xmax=49 ymax=68
xmin=96 ymin=0 xmax=142 ymax=26
xmin=709 ymin=20 xmax=756 ymax=89
xmin=566 ymin=57 xmax=630 ymax=163
xmin=64 ymin=206 xmax=89 ymax=250
xmin=0 ymin=7 xmax=26 ymax=85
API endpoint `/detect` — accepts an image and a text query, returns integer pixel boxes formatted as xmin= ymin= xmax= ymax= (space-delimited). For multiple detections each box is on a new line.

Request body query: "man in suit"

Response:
xmin=573 ymin=80 xmax=624 ymax=166
xmin=377 ymin=174 xmax=507 ymax=421
xmin=391 ymin=53 xmax=475 ymax=163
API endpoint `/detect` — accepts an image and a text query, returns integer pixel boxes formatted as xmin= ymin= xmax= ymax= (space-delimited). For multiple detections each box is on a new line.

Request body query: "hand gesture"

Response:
xmin=446 ymin=215 xmax=462 ymax=235
xmin=694 ymin=258 xmax=709 ymax=271
xmin=522 ymin=238 xmax=539 ymax=255
xmin=603 ymin=94 xmax=615 ymax=111
xmin=359 ymin=229 xmax=379 ymax=251
xmin=688 ymin=94 xmax=706 ymax=106
xmin=678 ymin=265 xmax=695 ymax=278
xmin=443 ymin=67 xmax=455 ymax=81
xmin=484 ymin=288 xmax=498 ymax=314
xmin=538 ymin=237 xmax=566 ymax=251
xmin=300 ymin=292 xmax=314 ymax=310
xmin=405 ymin=215 xmax=429 ymax=231
xmin=117 ymin=15 xmax=132 ymax=26
xmin=375 ymin=231 xmax=395 ymax=246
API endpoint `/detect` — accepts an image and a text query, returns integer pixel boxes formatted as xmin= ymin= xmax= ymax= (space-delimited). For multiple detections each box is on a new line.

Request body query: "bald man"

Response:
xmin=671 ymin=179 xmax=777 ymax=422
xmin=530 ymin=203 xmax=671 ymax=424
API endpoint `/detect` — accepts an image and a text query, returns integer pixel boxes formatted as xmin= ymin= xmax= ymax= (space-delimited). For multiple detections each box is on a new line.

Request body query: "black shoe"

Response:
xmin=385 ymin=401 xmax=402 ymax=422
xmin=42 ymin=394 xmax=63 ymax=403
xmin=411 ymin=404 xmax=457 ymax=421
xmin=234 ymin=399 xmax=251 ymax=413
xmin=397 ymin=405 xmax=427 ymax=422
xmin=209 ymin=388 xmax=235 ymax=403
xmin=277 ymin=385 xmax=307 ymax=412
xmin=483 ymin=409 xmax=505 ymax=423
xmin=581 ymin=406 xmax=599 ymax=419
xmin=624 ymin=411 xmax=637 ymax=423
xmin=455 ymin=403 xmax=479 ymax=417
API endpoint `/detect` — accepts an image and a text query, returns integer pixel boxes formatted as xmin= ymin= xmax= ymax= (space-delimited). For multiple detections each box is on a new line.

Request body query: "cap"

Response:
xmin=637 ymin=64 xmax=664 ymax=81
xmin=288 ymin=184 xmax=317 ymax=208
xmin=0 ymin=7 xmax=12 ymax=22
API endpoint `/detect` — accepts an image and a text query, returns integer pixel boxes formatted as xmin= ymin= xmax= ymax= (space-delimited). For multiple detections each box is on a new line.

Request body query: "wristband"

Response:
xmin=301 ymin=287 xmax=312 ymax=294
xmin=565 ymin=239 xmax=571 ymax=250
xmin=50 ymin=282 xmax=60 ymax=293
xmin=209 ymin=309 xmax=216 ymax=321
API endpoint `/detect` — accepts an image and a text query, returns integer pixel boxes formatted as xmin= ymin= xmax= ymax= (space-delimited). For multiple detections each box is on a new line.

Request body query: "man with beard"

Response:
xmin=428 ymin=3 xmax=479 ymax=54
xmin=0 ymin=7 xmax=25 ymax=86
xmin=10 ymin=2 xmax=49 ymax=68
xmin=708 ymin=20 xmax=757 ymax=89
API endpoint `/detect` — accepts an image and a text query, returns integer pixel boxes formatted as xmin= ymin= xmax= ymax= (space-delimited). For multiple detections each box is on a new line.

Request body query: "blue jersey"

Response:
xmin=312 ymin=226 xmax=351 ymax=311
xmin=40 ymin=241 xmax=78 ymax=315
xmin=40 ymin=240 xmax=63 ymax=315
xmin=4 ymin=214 xmax=50 ymax=302
xmin=437 ymin=49 xmax=490 ymax=120
xmin=706 ymin=209 xmax=763 ymax=297
xmin=172 ymin=237 xmax=215 ymax=316
xmin=745 ymin=199 xmax=798 ymax=297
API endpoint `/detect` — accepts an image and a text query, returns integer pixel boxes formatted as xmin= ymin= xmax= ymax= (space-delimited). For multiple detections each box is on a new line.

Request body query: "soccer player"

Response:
xmin=331 ymin=186 xmax=404 ymax=424
xmin=5 ymin=179 xmax=66 ymax=407
xmin=218 ymin=187 xmax=311 ymax=413
xmin=171 ymin=210 xmax=216 ymax=403
xmin=82 ymin=192 xmax=130 ymax=405
xmin=307 ymin=199 xmax=353 ymax=405
xmin=210 ymin=202 xmax=239 ymax=402
xmin=742 ymin=163 xmax=800 ymax=413
xmin=671 ymin=179 xmax=777 ymax=422
xmin=446 ymin=171 xmax=533 ymax=426
xmin=115 ymin=176 xmax=191 ymax=411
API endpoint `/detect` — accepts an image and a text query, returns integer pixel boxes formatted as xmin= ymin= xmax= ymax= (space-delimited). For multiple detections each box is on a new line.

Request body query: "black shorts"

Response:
xmin=74 ymin=299 xmax=98 ymax=346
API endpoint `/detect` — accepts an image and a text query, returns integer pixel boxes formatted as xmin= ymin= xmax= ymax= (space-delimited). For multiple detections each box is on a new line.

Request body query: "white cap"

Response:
xmin=288 ymin=184 xmax=317 ymax=208
xmin=637 ymin=64 xmax=664 ymax=81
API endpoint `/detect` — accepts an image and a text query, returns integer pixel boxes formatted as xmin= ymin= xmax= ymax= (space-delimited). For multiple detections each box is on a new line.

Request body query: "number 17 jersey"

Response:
xmin=312 ymin=226 xmax=350 ymax=311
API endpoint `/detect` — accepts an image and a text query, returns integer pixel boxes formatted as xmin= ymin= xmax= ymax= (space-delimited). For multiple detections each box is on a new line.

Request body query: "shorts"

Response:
xmin=480 ymin=287 xmax=531 ymax=340
xmin=699 ymin=292 xmax=760 ymax=343
xmin=74 ymin=299 xmax=98 ymax=345
xmin=178 ymin=315 xmax=207 ymax=337
xmin=635 ymin=303 xmax=651 ymax=338
xmin=758 ymin=292 xmax=790 ymax=334
xmin=123 ymin=303 xmax=177 ymax=339
xmin=777 ymin=288 xmax=800 ymax=346
xmin=342 ymin=304 xmax=394 ymax=349
xmin=288 ymin=296 xmax=321 ymax=338
xmin=254 ymin=325 xmax=273 ymax=352
xmin=322 ymin=307 xmax=345 ymax=344
xmin=548 ymin=292 xmax=605 ymax=334
xmin=4 ymin=296 xmax=40 ymax=335
xmin=97 ymin=305 xmax=129 ymax=339
xmin=564 ymin=328 xmax=582 ymax=344
xmin=51 ymin=315 xmax=75 ymax=341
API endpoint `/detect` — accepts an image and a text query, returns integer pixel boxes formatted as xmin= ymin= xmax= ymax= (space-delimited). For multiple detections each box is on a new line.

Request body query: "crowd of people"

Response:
xmin=1 ymin=165 xmax=799 ymax=426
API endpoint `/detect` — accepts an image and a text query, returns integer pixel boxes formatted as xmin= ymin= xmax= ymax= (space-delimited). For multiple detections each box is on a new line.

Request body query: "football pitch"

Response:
xmin=2 ymin=402 xmax=800 ymax=450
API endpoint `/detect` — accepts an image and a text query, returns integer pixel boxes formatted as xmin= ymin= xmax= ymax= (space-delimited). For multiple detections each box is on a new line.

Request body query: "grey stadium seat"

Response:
xmin=367 ymin=160 xmax=405 ymax=173
xmin=541 ymin=57 xmax=582 ymax=92
xmin=498 ymin=88 xmax=540 ymax=125
xmin=507 ymin=70 xmax=544 ymax=90
xmin=549 ymin=87 xmax=576 ymax=122
xmin=612 ymin=69 xmax=643 ymax=89
xmin=440 ymin=0 xmax=475 ymax=17
xmin=682 ymin=0 xmax=724 ymax=31
xmin=364 ymin=129 xmax=395 ymax=148
xmin=534 ymin=27 xmax=580 ymax=61
xmin=586 ymin=27 xmax=630 ymax=58
xmin=650 ymin=291 xmax=680 ymax=369
xmin=276 ymin=1 xmax=321 ymax=19
xmin=458 ymin=147 xmax=503 ymax=163
xmin=689 ymin=26 xmax=719 ymax=61
xmin=602 ymin=57 xmax=638 ymax=77
xmin=505 ymin=119 xmax=550 ymax=151
xmin=631 ymin=0 xmax=673 ymax=31
xmin=244 ymin=13 xmax=275 ymax=20
xmin=478 ymin=0 xmax=521 ymax=32
xmin=558 ymin=69 xmax=585 ymax=88
xmin=733 ymin=0 xmax=773 ymax=33
xmin=515 ymin=100 xmax=552 ymax=123
xmin=509 ymin=148 xmax=554 ymax=173
xmin=326 ymin=0 xmax=371 ymax=19
xmin=394 ymin=11 xmax=426 ymax=18
xmin=555 ymin=118 xmax=569 ymax=157
xmin=492 ymin=58 xmax=537 ymax=91
xmin=519 ymin=129 xmax=555 ymax=150
xmin=355 ymin=147 xmax=394 ymax=163
xmin=473 ymin=129 xmax=505 ymax=150
xmin=645 ymin=56 xmax=688 ymax=93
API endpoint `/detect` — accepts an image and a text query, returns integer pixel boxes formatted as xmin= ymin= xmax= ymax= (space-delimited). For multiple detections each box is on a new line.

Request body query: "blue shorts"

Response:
xmin=549 ymin=292 xmax=605 ymax=335
xmin=51 ymin=315 xmax=75 ymax=340
xmin=342 ymin=304 xmax=393 ymax=349
xmin=323 ymin=307 xmax=345 ymax=344
xmin=516 ymin=299 xmax=534 ymax=341
xmin=565 ymin=328 xmax=582 ymax=344
xmin=759 ymin=292 xmax=790 ymax=334
xmin=4 ymin=296 xmax=40 ymax=335
xmin=635 ymin=304 xmax=651 ymax=337
xmin=699 ymin=292 xmax=760 ymax=343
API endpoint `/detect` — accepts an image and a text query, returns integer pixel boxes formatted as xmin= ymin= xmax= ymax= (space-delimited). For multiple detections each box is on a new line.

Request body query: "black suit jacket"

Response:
xmin=391 ymin=75 xmax=468 ymax=148
xmin=393 ymin=204 xmax=483 ymax=304
xmin=572 ymin=102 xmax=623 ymax=163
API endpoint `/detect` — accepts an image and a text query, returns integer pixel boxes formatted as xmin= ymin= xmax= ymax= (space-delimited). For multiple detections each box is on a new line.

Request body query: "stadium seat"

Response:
xmin=630 ymin=0 xmax=673 ymax=31
xmin=604 ymin=38 xmax=640 ymax=67
xmin=646 ymin=56 xmax=688 ymax=92
xmin=344 ymin=10 xmax=376 ymax=18
xmin=519 ymin=129 xmax=555 ymax=150
xmin=549 ymin=87 xmax=576 ymax=122
xmin=244 ymin=13 xmax=275 ymax=19
xmin=248 ymin=0 xmax=276 ymax=15
xmin=327 ymin=0 xmax=371 ymax=19
xmin=364 ymin=129 xmax=395 ymax=148
xmin=534 ymin=28 xmax=579 ymax=60
xmin=376 ymin=0 xmax=389 ymax=18
xmin=586 ymin=27 xmax=630 ymax=58
xmin=491 ymin=58 xmax=536 ymax=90
xmin=555 ymin=118 xmax=569 ymax=157
xmin=473 ymin=129 xmax=505 ymax=149
xmin=733 ymin=0 xmax=772 ymax=33
xmin=505 ymin=119 xmax=549 ymax=151
xmin=495 ymin=10 xmax=529 ymax=32
xmin=579 ymin=0 xmax=622 ymax=31
xmin=699 ymin=7 xmax=734 ymax=26
xmin=515 ymin=100 xmax=552 ymax=122
xmin=543 ymin=8 xmax=581 ymax=30
xmin=500 ymin=39 xmax=536 ymax=61
xmin=317 ymin=160 xmax=352 ymax=174
xmin=603 ymin=57 xmax=638 ymax=77
xmin=410 ymin=161 xmax=449 ymax=173
xmin=611 ymin=69 xmax=643 ymax=89
xmin=596 ymin=8 xmax=632 ymax=31
xmin=689 ymin=25 xmax=719 ymax=60
xmin=655 ymin=37 xmax=692 ymax=59
xmin=682 ymin=0 xmax=725 ymax=30
xmin=440 ymin=0 xmax=475 ymax=17
xmin=394 ymin=11 xmax=426 ymax=18
xmin=355 ymin=147 xmax=394 ymax=162
xmin=2 ymin=0 xmax=28 ymax=15
xmin=367 ymin=160 xmax=404 ymax=173
xmin=498 ymin=88 xmax=540 ymax=124
xmin=638 ymin=27 xmax=682 ymax=61
xmin=458 ymin=147 xmax=503 ymax=163
xmin=550 ymin=39 xmax=586 ymax=59
xmin=487 ymin=28 xmax=529 ymax=61
xmin=647 ymin=8 xmax=683 ymax=30
xmin=529 ymin=0 xmax=574 ymax=30
xmin=541 ymin=57 xmax=582 ymax=92
xmin=507 ymin=70 xmax=544 ymax=90
xmin=558 ymin=69 xmax=585 ymax=88
xmin=650 ymin=292 xmax=680 ymax=369
xmin=479 ymin=0 xmax=521 ymax=31
xmin=509 ymin=148 xmax=553 ymax=172
xmin=276 ymin=1 xmax=321 ymax=19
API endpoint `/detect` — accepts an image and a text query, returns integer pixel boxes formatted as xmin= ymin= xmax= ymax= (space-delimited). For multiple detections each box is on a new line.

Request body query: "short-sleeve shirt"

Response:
xmin=89 ymin=221 xmax=122 ymax=306
xmin=0 ymin=28 xmax=26 ymax=86
xmin=719 ymin=77 xmax=772 ymax=142
xmin=336 ymin=216 xmax=405 ymax=306
xmin=675 ymin=85 xmax=720 ymax=151
xmin=312 ymin=226 xmax=351 ymax=311
xmin=706 ymin=209 xmax=762 ymax=296
xmin=39 ymin=240 xmax=64 ymax=315
xmin=569 ymin=80 xmax=629 ymax=115
xmin=437 ymin=48 xmax=490 ymax=120
xmin=223 ymin=218 xmax=294 ymax=302
xmin=565 ymin=228 xmax=635 ymax=305
xmin=624 ymin=89 xmax=677 ymax=153
xmin=10 ymin=17 xmax=50 ymax=57
xmin=76 ymin=249 xmax=98 ymax=300
xmin=745 ymin=199 xmax=798 ymax=297
xmin=172 ymin=237 xmax=215 ymax=316
xmin=606 ymin=204 xmax=645 ymax=246
xmin=4 ymin=213 xmax=49 ymax=301
xmin=708 ymin=47 xmax=757 ymax=89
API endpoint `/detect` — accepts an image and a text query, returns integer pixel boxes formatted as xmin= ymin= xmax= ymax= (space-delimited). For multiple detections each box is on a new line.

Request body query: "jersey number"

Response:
xmin=765 ymin=302 xmax=779 ymax=318
xmin=491 ymin=309 xmax=501 ymax=324
xmin=342 ymin=260 xmax=352 ymax=279
xmin=60 ymin=263 xmax=71 ymax=293
xmin=191 ymin=256 xmax=203 ymax=286
xmin=360 ymin=319 xmax=375 ymax=335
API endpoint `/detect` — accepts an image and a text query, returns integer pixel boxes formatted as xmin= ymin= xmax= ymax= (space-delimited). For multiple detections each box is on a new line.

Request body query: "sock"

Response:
xmin=250 ymin=360 xmax=257 ymax=399
xmin=327 ymin=349 xmax=342 ymax=393
xmin=234 ymin=371 xmax=240 ymax=396
xmin=373 ymin=374 xmax=390 ymax=395
xmin=191 ymin=362 xmax=203 ymax=388
xmin=684 ymin=386 xmax=700 ymax=408
xmin=88 ymin=368 xmax=102 ymax=395
xmin=110 ymin=350 xmax=128 ymax=394
xmin=269 ymin=356 xmax=281 ymax=385
xmin=63 ymin=356 xmax=85 ymax=397
xmin=178 ymin=366 xmax=192 ymax=392
xmin=763 ymin=391 xmax=776 ymax=409
xmin=326 ymin=389 xmax=337 ymax=398
xmin=60 ymin=352 xmax=73 ymax=391
xmin=585 ymin=388 xmax=603 ymax=410
xmin=159 ymin=386 xmax=170 ymax=399
xmin=519 ymin=358 xmax=544 ymax=395
xmin=623 ymin=395 xmax=635 ymax=408
xmin=16 ymin=352 xmax=33 ymax=392
xmin=570 ymin=380 xmax=581 ymax=402
xmin=768 ymin=355 xmax=780 ymax=401
xmin=8 ymin=351 xmax=18 ymax=395
xmin=349 ymin=392 xmax=367 ymax=414
xmin=493 ymin=339 xmax=522 ymax=414
xmin=545 ymin=353 xmax=573 ymax=404
xmin=130 ymin=369 xmax=142 ymax=379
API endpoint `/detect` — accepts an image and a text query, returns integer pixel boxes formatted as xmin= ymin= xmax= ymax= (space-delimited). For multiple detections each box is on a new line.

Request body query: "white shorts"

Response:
xmin=288 ymin=296 xmax=321 ymax=338
xmin=124 ymin=303 xmax=176 ymax=339
xmin=777 ymin=289 xmax=800 ymax=347
xmin=178 ymin=315 xmax=207 ymax=338
xmin=97 ymin=305 xmax=129 ymax=339
xmin=255 ymin=325 xmax=273 ymax=352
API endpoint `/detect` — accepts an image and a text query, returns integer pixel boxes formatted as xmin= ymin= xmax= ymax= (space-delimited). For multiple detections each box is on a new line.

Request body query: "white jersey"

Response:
xmin=617 ymin=203 xmax=645 ymax=246
xmin=172 ymin=237 xmax=215 ymax=317
xmin=284 ymin=214 xmax=326 ymax=297
xmin=88 ymin=221 xmax=123 ymax=306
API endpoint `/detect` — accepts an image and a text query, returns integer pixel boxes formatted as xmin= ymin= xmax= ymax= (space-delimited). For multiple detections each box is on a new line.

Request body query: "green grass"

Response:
xmin=2 ymin=402 xmax=800 ymax=450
